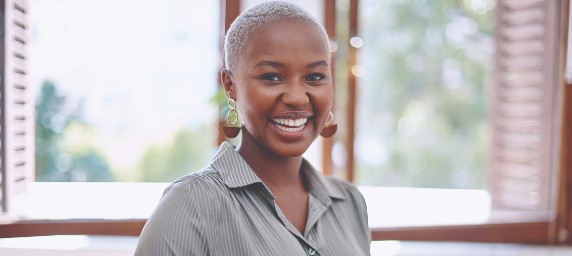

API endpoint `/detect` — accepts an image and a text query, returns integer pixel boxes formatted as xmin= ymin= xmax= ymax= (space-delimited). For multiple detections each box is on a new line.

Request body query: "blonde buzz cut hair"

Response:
xmin=223 ymin=1 xmax=330 ymax=72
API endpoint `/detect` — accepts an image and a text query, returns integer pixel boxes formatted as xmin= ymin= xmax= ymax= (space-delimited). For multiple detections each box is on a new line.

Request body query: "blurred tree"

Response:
xmin=354 ymin=0 xmax=494 ymax=188
xmin=35 ymin=81 xmax=69 ymax=181
xmin=137 ymin=126 xmax=213 ymax=182
xmin=35 ymin=81 xmax=114 ymax=181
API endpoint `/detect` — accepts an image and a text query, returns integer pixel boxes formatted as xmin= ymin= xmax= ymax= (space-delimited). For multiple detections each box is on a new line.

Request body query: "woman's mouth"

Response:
xmin=270 ymin=117 xmax=308 ymax=133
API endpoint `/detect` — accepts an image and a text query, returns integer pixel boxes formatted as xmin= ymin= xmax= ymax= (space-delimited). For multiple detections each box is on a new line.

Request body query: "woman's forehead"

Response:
xmin=238 ymin=21 xmax=329 ymax=67
xmin=224 ymin=2 xmax=330 ymax=72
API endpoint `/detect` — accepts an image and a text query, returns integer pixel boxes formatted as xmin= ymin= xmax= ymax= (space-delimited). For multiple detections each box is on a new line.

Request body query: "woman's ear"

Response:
xmin=220 ymin=68 xmax=235 ymax=99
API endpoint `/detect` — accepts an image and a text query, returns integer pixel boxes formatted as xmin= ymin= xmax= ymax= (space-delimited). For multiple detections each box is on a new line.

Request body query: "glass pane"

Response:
xmin=30 ymin=0 xmax=219 ymax=182
xmin=356 ymin=0 xmax=494 ymax=189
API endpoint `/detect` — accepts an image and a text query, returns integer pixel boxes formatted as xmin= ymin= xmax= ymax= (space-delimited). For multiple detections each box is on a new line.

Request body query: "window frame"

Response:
xmin=357 ymin=0 xmax=572 ymax=245
xmin=0 ymin=0 xmax=571 ymax=246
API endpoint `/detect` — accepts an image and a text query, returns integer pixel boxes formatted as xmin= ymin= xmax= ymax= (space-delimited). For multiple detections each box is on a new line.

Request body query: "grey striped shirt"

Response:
xmin=135 ymin=142 xmax=371 ymax=256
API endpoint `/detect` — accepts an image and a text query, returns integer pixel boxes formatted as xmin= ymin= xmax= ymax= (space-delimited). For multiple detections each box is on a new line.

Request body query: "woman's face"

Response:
xmin=223 ymin=21 xmax=333 ymax=157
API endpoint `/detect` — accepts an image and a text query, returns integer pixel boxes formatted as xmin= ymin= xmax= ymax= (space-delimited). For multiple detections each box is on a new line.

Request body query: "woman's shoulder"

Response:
xmin=171 ymin=165 xmax=221 ymax=186
xmin=321 ymin=175 xmax=367 ymax=208
xmin=322 ymin=176 xmax=362 ymax=195
xmin=161 ymin=165 xmax=228 ymax=203
xmin=137 ymin=166 xmax=224 ymax=255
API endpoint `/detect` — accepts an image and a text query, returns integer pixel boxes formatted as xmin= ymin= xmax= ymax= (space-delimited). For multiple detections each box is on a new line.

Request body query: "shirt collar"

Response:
xmin=301 ymin=159 xmax=346 ymax=203
xmin=211 ymin=141 xmax=346 ymax=202
xmin=210 ymin=142 xmax=263 ymax=188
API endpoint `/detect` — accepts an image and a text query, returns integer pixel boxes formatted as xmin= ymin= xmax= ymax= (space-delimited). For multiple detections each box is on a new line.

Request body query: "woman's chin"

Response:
xmin=270 ymin=145 xmax=310 ymax=158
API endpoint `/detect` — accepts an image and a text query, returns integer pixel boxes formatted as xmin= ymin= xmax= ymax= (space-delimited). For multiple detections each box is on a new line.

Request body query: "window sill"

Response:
xmin=0 ymin=236 xmax=570 ymax=255
xmin=0 ymin=182 xmax=553 ymax=243
xmin=19 ymin=183 xmax=499 ymax=224
xmin=21 ymin=182 xmax=169 ymax=220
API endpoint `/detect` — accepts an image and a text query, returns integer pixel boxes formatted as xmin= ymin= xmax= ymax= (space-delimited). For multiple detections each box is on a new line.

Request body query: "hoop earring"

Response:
xmin=320 ymin=111 xmax=337 ymax=138
xmin=223 ymin=98 xmax=240 ymax=138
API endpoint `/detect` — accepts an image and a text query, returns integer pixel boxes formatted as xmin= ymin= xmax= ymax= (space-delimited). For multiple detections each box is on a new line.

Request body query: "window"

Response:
xmin=355 ymin=0 xmax=493 ymax=189
xmin=1 ymin=0 xmax=571 ymax=245
xmin=327 ymin=0 xmax=570 ymax=243
xmin=30 ymin=0 xmax=220 ymax=182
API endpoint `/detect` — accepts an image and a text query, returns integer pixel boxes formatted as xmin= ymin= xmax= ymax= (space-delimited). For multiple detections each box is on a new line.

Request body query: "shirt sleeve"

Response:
xmin=135 ymin=182 xmax=209 ymax=256
xmin=346 ymin=184 xmax=372 ymax=254
xmin=357 ymin=188 xmax=372 ymax=250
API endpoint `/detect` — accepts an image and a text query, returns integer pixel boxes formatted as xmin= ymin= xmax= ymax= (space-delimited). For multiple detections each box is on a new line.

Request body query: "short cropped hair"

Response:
xmin=224 ymin=1 xmax=329 ymax=72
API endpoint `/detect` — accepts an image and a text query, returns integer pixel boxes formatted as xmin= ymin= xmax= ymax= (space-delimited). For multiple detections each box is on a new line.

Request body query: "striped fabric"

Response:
xmin=135 ymin=142 xmax=371 ymax=256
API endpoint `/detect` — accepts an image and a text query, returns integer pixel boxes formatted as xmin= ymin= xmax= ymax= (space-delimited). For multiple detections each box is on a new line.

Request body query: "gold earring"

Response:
xmin=320 ymin=111 xmax=337 ymax=138
xmin=223 ymin=98 xmax=240 ymax=138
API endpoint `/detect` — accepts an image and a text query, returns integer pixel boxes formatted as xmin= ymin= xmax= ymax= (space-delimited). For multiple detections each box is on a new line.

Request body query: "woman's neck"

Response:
xmin=236 ymin=136 xmax=304 ymax=191
xmin=236 ymin=132 xmax=310 ymax=235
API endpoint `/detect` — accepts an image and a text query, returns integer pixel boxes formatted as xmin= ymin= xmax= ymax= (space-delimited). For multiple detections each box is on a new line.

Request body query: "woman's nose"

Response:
xmin=281 ymin=82 xmax=309 ymax=106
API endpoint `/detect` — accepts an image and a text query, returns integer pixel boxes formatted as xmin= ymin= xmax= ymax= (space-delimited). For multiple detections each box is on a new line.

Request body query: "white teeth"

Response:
xmin=271 ymin=118 xmax=308 ymax=126
xmin=280 ymin=126 xmax=305 ymax=132
xmin=271 ymin=117 xmax=308 ymax=133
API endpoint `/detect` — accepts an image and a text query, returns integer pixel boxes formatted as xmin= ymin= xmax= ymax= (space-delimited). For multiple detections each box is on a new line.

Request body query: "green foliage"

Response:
xmin=355 ymin=0 xmax=493 ymax=188
xmin=35 ymin=81 xmax=114 ymax=181
xmin=35 ymin=81 xmax=215 ymax=182
xmin=136 ymin=126 xmax=213 ymax=182
xmin=35 ymin=81 xmax=68 ymax=181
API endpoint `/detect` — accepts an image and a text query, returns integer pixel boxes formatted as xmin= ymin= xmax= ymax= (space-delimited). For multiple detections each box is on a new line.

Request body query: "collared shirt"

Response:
xmin=135 ymin=142 xmax=371 ymax=256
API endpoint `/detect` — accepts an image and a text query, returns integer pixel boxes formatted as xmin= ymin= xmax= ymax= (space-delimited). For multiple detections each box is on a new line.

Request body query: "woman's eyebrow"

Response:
xmin=254 ymin=60 xmax=282 ymax=68
xmin=305 ymin=60 xmax=328 ymax=69
xmin=254 ymin=60 xmax=329 ymax=69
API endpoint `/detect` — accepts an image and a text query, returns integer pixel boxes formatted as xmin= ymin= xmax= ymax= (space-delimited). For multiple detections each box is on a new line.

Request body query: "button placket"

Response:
xmin=307 ymin=248 xmax=317 ymax=256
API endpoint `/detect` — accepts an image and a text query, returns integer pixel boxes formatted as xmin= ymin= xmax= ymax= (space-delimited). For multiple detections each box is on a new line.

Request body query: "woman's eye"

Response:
xmin=305 ymin=73 xmax=326 ymax=82
xmin=259 ymin=74 xmax=282 ymax=82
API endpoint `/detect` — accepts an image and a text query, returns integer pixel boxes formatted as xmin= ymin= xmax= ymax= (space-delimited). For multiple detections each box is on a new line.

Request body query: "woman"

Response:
xmin=135 ymin=2 xmax=371 ymax=255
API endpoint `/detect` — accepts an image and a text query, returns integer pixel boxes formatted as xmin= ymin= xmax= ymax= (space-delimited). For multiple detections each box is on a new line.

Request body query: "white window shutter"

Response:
xmin=489 ymin=0 xmax=561 ymax=212
xmin=1 ymin=0 xmax=34 ymax=223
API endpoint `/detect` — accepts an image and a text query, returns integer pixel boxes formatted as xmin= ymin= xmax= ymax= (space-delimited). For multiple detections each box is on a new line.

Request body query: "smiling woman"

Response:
xmin=223 ymin=20 xmax=333 ymax=158
xmin=135 ymin=2 xmax=371 ymax=256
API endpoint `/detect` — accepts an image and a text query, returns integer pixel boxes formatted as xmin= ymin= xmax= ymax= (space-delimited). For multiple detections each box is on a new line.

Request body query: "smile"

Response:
xmin=271 ymin=117 xmax=308 ymax=133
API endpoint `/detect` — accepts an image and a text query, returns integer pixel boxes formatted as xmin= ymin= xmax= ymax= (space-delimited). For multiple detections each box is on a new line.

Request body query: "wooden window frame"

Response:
xmin=0 ymin=0 xmax=571 ymax=246
xmin=355 ymin=0 xmax=572 ymax=245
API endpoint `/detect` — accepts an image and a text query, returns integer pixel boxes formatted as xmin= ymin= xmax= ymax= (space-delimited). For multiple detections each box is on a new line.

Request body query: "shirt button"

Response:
xmin=307 ymin=248 xmax=316 ymax=256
